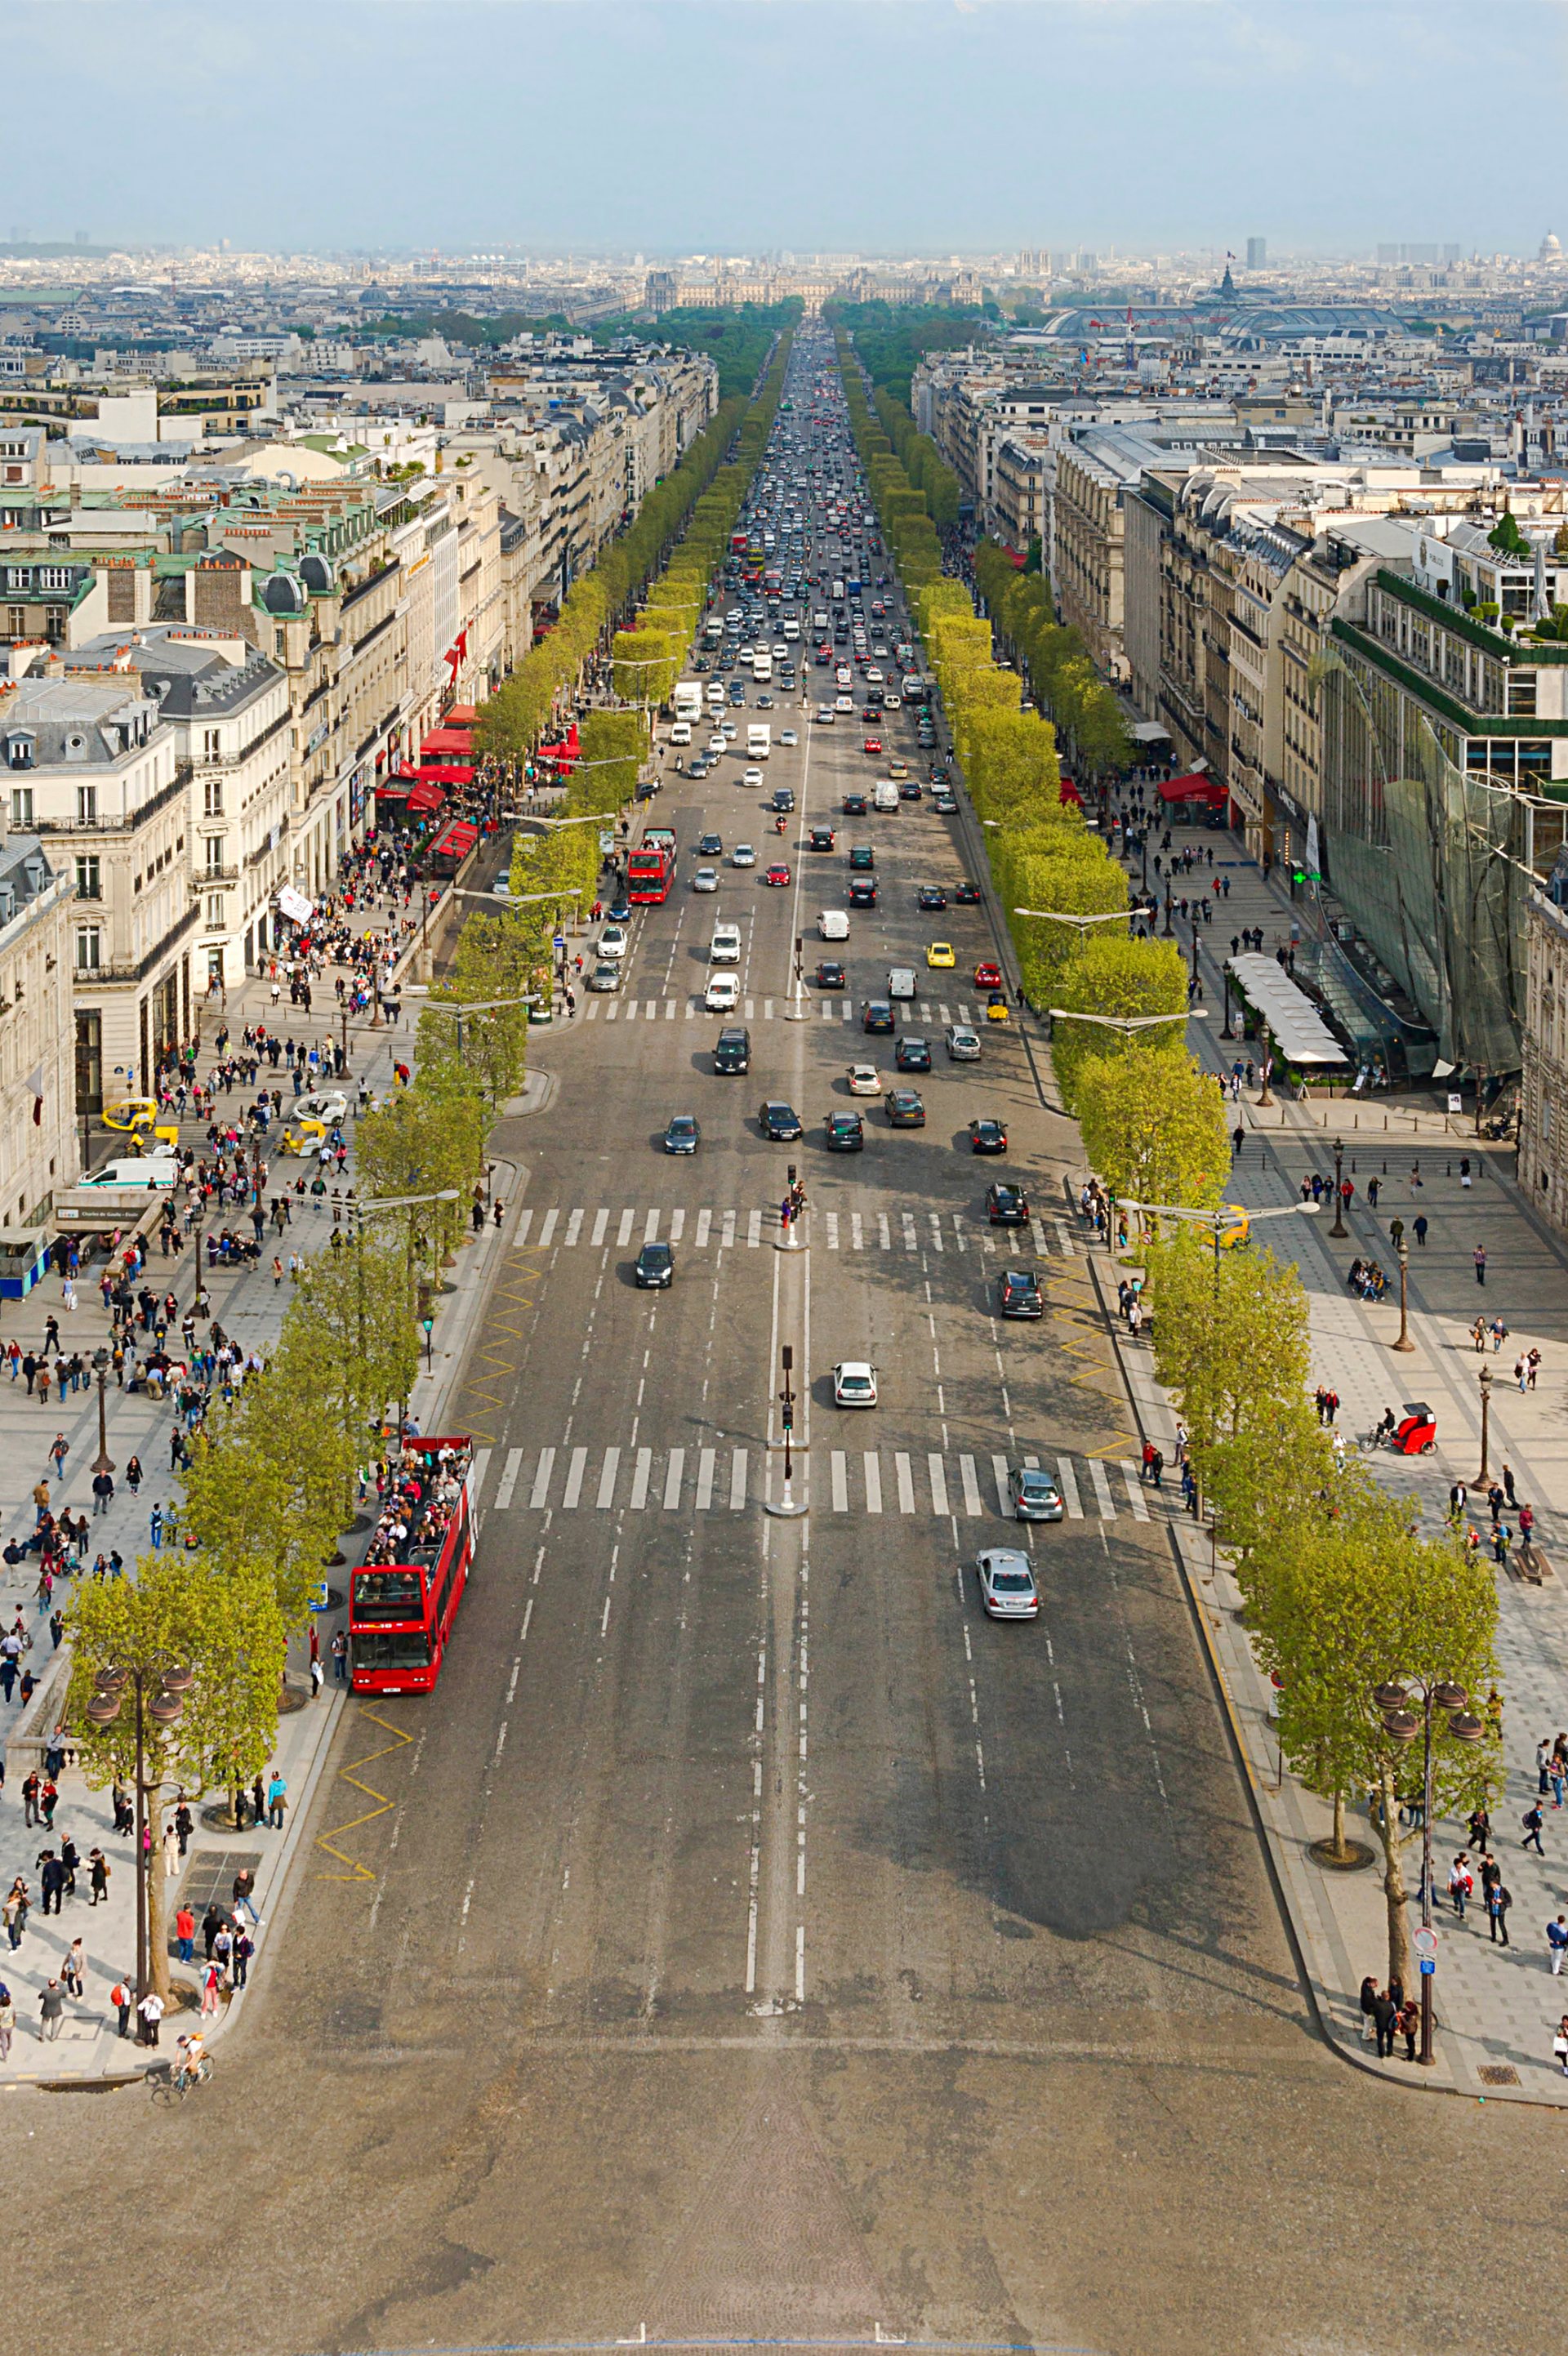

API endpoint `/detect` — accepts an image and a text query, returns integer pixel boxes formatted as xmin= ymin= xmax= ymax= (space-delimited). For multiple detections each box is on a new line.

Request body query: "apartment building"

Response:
xmin=0 ymin=826 xmax=77 ymax=1231
xmin=1 ymin=674 xmax=194 ymax=1111
xmin=1520 ymin=883 xmax=1568 ymax=1236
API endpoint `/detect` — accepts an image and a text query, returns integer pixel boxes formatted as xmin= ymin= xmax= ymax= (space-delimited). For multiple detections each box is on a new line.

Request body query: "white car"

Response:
xmin=720 ymin=720 xmax=738 ymax=739
xmin=598 ymin=924 xmax=629 ymax=960
xmin=705 ymin=973 xmax=741 ymax=1013
xmin=670 ymin=722 xmax=692 ymax=746
xmin=743 ymin=766 xmax=764 ymax=789
xmin=882 ymin=695 xmax=901 ymax=712
xmin=832 ymin=1361 xmax=879 ymax=1409
xmin=947 ymin=1025 xmax=982 ymax=1062
xmin=706 ymin=734 xmax=728 ymax=755
xmin=732 ymin=843 xmax=757 ymax=867
xmin=779 ymin=728 xmax=799 ymax=747
xmin=693 ymin=866 xmax=719 ymax=893
xmin=816 ymin=706 xmax=835 ymax=724
xmin=710 ymin=924 xmax=742 ymax=964
xmin=847 ymin=1062 xmax=883 ymax=1097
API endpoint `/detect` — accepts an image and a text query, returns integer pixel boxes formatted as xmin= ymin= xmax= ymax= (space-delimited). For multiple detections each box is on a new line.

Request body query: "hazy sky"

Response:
xmin=6 ymin=0 xmax=1560 ymax=258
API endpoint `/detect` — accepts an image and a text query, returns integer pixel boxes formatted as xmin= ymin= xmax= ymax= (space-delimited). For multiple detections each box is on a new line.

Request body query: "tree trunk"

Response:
xmin=1330 ymin=1786 xmax=1348 ymax=1861
xmin=1376 ymin=1764 xmax=1412 ymax=1991
xmin=143 ymin=1771 xmax=170 ymax=2001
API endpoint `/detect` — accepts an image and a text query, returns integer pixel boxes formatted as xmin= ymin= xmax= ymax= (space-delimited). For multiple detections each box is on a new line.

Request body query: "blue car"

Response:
xmin=664 ymin=1114 xmax=700 ymax=1155
xmin=608 ymin=897 xmax=631 ymax=924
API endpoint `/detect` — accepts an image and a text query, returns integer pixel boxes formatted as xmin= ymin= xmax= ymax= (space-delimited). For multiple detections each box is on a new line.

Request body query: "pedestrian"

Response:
xmin=109 ymin=1977 xmax=131 ymax=2038
xmin=173 ymin=1904 xmax=195 ymax=1964
xmin=1449 ymin=1852 xmax=1472 ymax=1917
xmin=201 ymin=1902 xmax=222 ymax=1961
xmin=136 ymin=1989 xmax=163 ymax=2047
xmin=125 ymin=1454 xmax=142 ymax=1495
xmin=1548 ymin=1917 xmax=1568 ymax=1975
xmin=162 ymin=1821 xmax=180 ymax=1879
xmin=1474 ymin=1243 xmax=1487 ymax=1286
xmin=266 ymin=1770 xmax=287 ymax=1829
xmin=1396 ymin=1996 xmax=1420 ymax=2062
xmin=88 ymin=1849 xmax=109 ymax=1905
xmin=331 ymin=1628 xmax=348 ymax=1684
xmin=38 ymin=1978 xmax=65 ymax=2042
xmin=1389 ymin=1215 xmax=1405 ymax=1249
xmin=1529 ymin=1347 xmax=1542 ymax=1390
xmin=1524 ymin=1801 xmax=1547 ymax=1855
xmin=61 ymin=1935 xmax=85 ymax=1997
xmin=1488 ymin=1881 xmax=1512 ymax=1946
xmin=1413 ymin=1212 xmax=1428 ymax=1247
xmin=1358 ymin=1973 xmax=1379 ymax=2043
xmin=1372 ymin=1985 xmax=1398 ymax=2059
xmin=1468 ymin=1802 xmax=1491 ymax=1854
xmin=199 ymin=1960 xmax=221 ymax=2017
xmin=175 ymin=1797 xmax=192 ymax=1854
xmin=232 ymin=1924 xmax=253 ymax=1989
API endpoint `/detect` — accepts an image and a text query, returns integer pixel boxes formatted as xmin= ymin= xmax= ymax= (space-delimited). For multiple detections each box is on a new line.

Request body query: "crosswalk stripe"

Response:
xmin=663 ymin=1448 xmax=685 ymax=1508
xmin=826 ymin=1211 xmax=840 ymax=1250
xmin=514 ymin=1209 xmax=533 ymax=1246
xmin=697 ymin=1448 xmax=716 ymax=1512
xmin=563 ymin=1446 xmax=587 ymax=1509
xmin=929 ymin=1211 xmax=944 ymax=1253
xmin=895 ymin=1453 xmax=915 ymax=1513
xmin=529 ymin=1447 xmax=555 ymax=1509
xmin=669 ymin=1208 xmax=685 ymax=1244
xmin=644 ymin=1208 xmax=660 ymax=1243
xmin=537 ymin=1209 xmax=559 ymax=1248
xmin=617 ymin=1209 xmax=635 ymax=1247
xmin=1057 ymin=1457 xmax=1084 ymax=1519
xmin=665 ymin=1000 xmax=676 ymax=1020
xmin=920 ymin=1000 xmax=933 ymax=1021
xmin=929 ymin=1454 xmax=948 ymax=1516
xmin=851 ymin=1211 xmax=864 ymax=1250
xmin=744 ymin=997 xmax=755 ymax=1018
xmin=878 ymin=1213 xmax=891 ymax=1250
xmin=820 ymin=999 xmax=834 ymax=1021
xmin=1088 ymin=1459 xmax=1116 ymax=1519
xmin=630 ymin=1447 xmax=652 ymax=1511
xmin=696 ymin=1208 xmax=711 ymax=1248
xmin=939 ymin=1003 xmax=951 ymax=1025
xmin=591 ymin=1207 xmax=608 ymax=1246
xmin=605 ymin=1000 xmax=618 ymax=1021
xmin=473 ymin=1447 xmax=492 ymax=1516
xmin=842 ymin=1000 xmax=853 ymax=1022
xmin=746 ymin=1209 xmax=762 ymax=1248
xmin=1030 ymin=1218 xmax=1049 ymax=1258
xmin=625 ymin=999 xmax=637 ymax=1022
xmin=957 ymin=1001 xmax=973 ymax=1022
xmin=596 ymin=1447 xmax=620 ymax=1508
xmin=1054 ymin=1219 xmax=1076 ymax=1257
xmin=1120 ymin=1461 xmax=1149 ymax=1521
xmin=991 ymin=1454 xmax=1011 ymax=1512
xmin=585 ymin=998 xmax=599 ymax=1020
xmin=646 ymin=1002 xmax=657 ymax=1021
xmin=722 ymin=1210 xmax=737 ymax=1249
xmin=495 ymin=1448 xmax=523 ymax=1511
xmin=951 ymin=1213 xmax=967 ymax=1254
xmin=729 ymin=1448 xmax=747 ymax=1510
xmin=902 ymin=1214 xmax=918 ymax=1252
xmin=864 ymin=1451 xmax=883 ymax=1514
xmin=831 ymin=1450 xmax=849 ymax=1512
xmin=764 ymin=998 xmax=774 ymax=1019
xmin=959 ymin=1454 xmax=982 ymax=1516
xmin=564 ymin=1208 xmax=583 ymax=1247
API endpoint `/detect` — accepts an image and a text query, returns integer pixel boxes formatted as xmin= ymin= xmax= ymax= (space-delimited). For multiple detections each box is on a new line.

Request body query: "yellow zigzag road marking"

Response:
xmin=315 ymin=1706 xmax=414 ymax=1882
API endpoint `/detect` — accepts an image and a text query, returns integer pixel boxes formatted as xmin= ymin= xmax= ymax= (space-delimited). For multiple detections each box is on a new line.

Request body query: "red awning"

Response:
xmin=430 ymin=819 xmax=479 ymax=861
xmin=416 ymin=762 xmax=476 ymax=785
xmin=1058 ymin=778 xmax=1084 ymax=808
xmin=1160 ymin=772 xmax=1228 ymax=807
xmin=374 ymin=781 xmax=410 ymax=799
xmin=405 ymin=782 xmax=446 ymax=817
xmin=420 ymin=728 xmax=474 ymax=758
xmin=444 ymin=705 xmax=479 ymax=726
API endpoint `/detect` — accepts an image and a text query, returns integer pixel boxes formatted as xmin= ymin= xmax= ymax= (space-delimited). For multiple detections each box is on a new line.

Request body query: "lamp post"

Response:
xmin=1393 ymin=1236 xmax=1415 ymax=1353
xmin=1330 ymin=1136 xmax=1348 ymax=1238
xmin=1258 ymin=1018 xmax=1276 ymax=1108
xmin=1373 ymin=1676 xmax=1484 ymax=2065
xmin=1163 ymin=885 xmax=1174 ymax=937
xmin=1189 ymin=919 xmax=1201 ymax=998
xmin=91 ymin=1345 xmax=114 ymax=1478
xmin=1221 ymin=964 xmax=1235 ymax=1041
xmin=84 ymin=1658 xmax=191 ymax=2006
xmin=1475 ymin=1362 xmax=1494 ymax=1487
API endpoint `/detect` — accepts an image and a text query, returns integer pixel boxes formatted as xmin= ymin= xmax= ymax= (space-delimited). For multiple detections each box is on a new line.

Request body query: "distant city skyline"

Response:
xmin=5 ymin=0 xmax=1557 ymax=258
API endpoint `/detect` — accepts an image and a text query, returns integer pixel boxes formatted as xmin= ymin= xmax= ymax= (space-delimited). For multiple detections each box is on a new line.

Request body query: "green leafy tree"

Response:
xmin=1048 ymin=936 xmax=1188 ymax=1111
xmin=1076 ymin=1044 xmax=1227 ymax=1218
xmin=287 ymin=1233 xmax=420 ymax=1505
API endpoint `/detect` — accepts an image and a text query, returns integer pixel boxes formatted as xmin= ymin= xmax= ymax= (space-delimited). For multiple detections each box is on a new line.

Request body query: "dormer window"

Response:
xmin=5 ymin=734 xmax=33 ymax=771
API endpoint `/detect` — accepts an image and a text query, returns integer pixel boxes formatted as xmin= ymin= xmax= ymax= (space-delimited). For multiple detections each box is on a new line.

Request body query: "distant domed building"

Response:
xmin=1541 ymin=231 xmax=1562 ymax=263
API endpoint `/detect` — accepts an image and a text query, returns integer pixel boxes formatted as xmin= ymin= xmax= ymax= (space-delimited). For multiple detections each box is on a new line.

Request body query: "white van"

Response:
xmin=670 ymin=722 xmax=692 ymax=746
xmin=888 ymin=969 xmax=917 ymax=1002
xmin=872 ymin=782 xmax=900 ymax=813
xmin=82 ymin=1154 xmax=178 ymax=1190
xmin=710 ymin=923 xmax=742 ymax=965
xmin=818 ymin=910 xmax=849 ymax=941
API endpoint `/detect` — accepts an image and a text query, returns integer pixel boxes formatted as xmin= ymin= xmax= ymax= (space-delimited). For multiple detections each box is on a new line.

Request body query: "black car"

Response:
xmin=760 ymin=1100 xmax=804 ymax=1142
xmin=848 ymin=878 xmax=878 ymax=909
xmin=969 ymin=1118 xmax=1008 ymax=1155
xmin=770 ymin=787 xmax=795 ymax=813
xmin=848 ymin=844 xmax=875 ymax=870
xmin=896 ymin=1036 xmax=932 ymax=1073
xmin=816 ymin=959 xmax=846 ymax=990
xmin=842 ymin=792 xmax=867 ymax=816
xmin=953 ymin=880 xmax=982 ymax=905
xmin=808 ymin=826 xmax=836 ymax=852
xmin=713 ymin=1026 xmax=751 ymax=1075
xmin=899 ymin=781 xmax=924 ymax=801
xmin=635 ymin=1240 xmax=675 ymax=1289
xmin=986 ymin=1182 xmax=1030 ymax=1226
xmin=999 ymin=1267 xmax=1043 ymax=1319
xmin=886 ymin=1089 xmax=925 ymax=1128
xmin=824 ymin=1111 xmax=865 ymax=1152
xmin=862 ymin=1000 xmax=894 ymax=1034
xmin=917 ymin=885 xmax=947 ymax=911
xmin=697 ymin=832 xmax=723 ymax=857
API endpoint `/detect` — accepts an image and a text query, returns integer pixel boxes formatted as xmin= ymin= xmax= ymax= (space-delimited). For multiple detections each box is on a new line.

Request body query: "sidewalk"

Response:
xmin=0 ymin=879 xmax=491 ymax=2080
xmin=1095 ymin=812 xmax=1568 ymax=2104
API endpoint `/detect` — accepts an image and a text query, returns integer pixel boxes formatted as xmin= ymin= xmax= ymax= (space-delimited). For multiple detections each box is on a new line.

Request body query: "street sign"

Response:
xmin=1413 ymin=1926 xmax=1438 ymax=1958
xmin=553 ymin=933 xmax=565 ymax=951
xmin=1419 ymin=1958 xmax=1436 ymax=1975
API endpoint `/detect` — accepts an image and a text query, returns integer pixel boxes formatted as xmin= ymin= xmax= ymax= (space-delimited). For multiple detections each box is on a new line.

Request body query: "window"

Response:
xmin=38 ymin=566 xmax=71 ymax=592
xmin=204 ymin=835 xmax=227 ymax=874
xmin=207 ymin=893 xmax=225 ymax=929
xmin=202 ymin=776 xmax=224 ymax=817
xmin=74 ymin=1010 xmax=102 ymax=1116
xmin=74 ymin=855 xmax=100 ymax=901
xmin=6 ymin=736 xmax=33 ymax=770
xmin=44 ymin=607 xmax=66 ymax=642
xmin=74 ymin=783 xmax=98 ymax=825
xmin=5 ymin=607 xmax=23 ymax=637
xmin=74 ymin=925 xmax=101 ymax=973
xmin=10 ymin=786 xmax=33 ymax=827
xmin=202 ymin=728 xmax=221 ymax=761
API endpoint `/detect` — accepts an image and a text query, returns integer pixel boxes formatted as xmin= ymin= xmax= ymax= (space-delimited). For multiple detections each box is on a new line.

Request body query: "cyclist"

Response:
xmin=173 ymin=2031 xmax=210 ymax=2089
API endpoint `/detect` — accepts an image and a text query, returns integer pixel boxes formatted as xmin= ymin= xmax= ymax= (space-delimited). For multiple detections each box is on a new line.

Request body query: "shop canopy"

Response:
xmin=445 ymin=704 xmax=480 ymax=727
xmin=535 ymin=720 xmax=581 ymax=769
xmin=1160 ymin=772 xmax=1228 ymax=807
xmin=420 ymin=728 xmax=474 ymax=758
xmin=1226 ymin=954 xmax=1347 ymax=1066
xmin=374 ymin=779 xmax=410 ymax=799
xmin=416 ymin=762 xmax=476 ymax=786
xmin=404 ymin=781 xmax=446 ymax=817
xmin=430 ymin=818 xmax=479 ymax=862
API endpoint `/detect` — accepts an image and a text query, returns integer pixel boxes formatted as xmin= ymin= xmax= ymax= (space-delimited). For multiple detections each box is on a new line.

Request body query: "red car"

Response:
xmin=974 ymin=962 xmax=1003 ymax=990
xmin=764 ymin=863 xmax=791 ymax=887
xmin=863 ymin=736 xmax=882 ymax=755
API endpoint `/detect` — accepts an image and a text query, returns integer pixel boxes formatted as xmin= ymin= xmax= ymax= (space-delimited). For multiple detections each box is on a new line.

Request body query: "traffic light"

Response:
xmin=779 ymin=1392 xmax=794 ymax=1432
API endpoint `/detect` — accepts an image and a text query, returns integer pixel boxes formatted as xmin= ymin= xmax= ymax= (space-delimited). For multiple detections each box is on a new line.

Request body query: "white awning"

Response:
xmin=1226 ymin=954 xmax=1347 ymax=1066
xmin=1130 ymin=719 xmax=1172 ymax=742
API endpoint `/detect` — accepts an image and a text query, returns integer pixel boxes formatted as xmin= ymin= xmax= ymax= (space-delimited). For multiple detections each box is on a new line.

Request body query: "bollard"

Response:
xmin=1383 ymin=1159 xmax=1388 ymax=1174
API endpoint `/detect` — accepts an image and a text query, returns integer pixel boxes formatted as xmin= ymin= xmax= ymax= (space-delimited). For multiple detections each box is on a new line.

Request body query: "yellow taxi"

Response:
xmin=1218 ymin=1204 xmax=1250 ymax=1249
xmin=925 ymin=942 xmax=956 ymax=969
xmin=102 ymin=1098 xmax=179 ymax=1148
xmin=280 ymin=1116 xmax=328 ymax=1157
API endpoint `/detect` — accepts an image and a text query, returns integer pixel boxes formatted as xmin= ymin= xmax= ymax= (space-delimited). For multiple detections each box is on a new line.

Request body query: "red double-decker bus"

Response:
xmin=349 ymin=1437 xmax=476 ymax=1695
xmin=626 ymin=842 xmax=674 ymax=904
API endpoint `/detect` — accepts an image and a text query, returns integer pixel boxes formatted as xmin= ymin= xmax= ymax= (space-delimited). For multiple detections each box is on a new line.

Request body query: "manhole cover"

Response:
xmin=1477 ymin=2064 xmax=1520 ymax=2087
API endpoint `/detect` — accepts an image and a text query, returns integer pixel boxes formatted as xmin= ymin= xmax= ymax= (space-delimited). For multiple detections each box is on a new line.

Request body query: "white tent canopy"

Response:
xmin=1226 ymin=954 xmax=1346 ymax=1066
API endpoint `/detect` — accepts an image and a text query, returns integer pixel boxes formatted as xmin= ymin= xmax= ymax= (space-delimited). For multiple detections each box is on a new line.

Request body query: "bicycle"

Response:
xmin=155 ymin=2050 xmax=213 ymax=2101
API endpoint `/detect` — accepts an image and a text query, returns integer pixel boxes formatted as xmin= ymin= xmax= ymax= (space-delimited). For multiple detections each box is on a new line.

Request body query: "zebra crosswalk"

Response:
xmin=582 ymin=995 xmax=988 ymax=1027
xmin=512 ymin=1203 xmax=1078 ymax=1256
xmin=482 ymin=1441 xmax=1156 ymax=1524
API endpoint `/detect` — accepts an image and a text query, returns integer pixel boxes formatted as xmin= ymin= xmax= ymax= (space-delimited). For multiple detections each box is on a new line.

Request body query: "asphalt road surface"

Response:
xmin=17 ymin=332 xmax=1568 ymax=2356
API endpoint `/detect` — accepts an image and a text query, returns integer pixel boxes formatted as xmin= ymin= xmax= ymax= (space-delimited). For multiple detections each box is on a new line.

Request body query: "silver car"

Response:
xmin=1009 ymin=1466 xmax=1064 ymax=1523
xmin=587 ymin=962 xmax=622 ymax=993
xmin=947 ymin=1025 xmax=982 ymax=1062
xmin=975 ymin=1548 xmax=1040 ymax=1620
